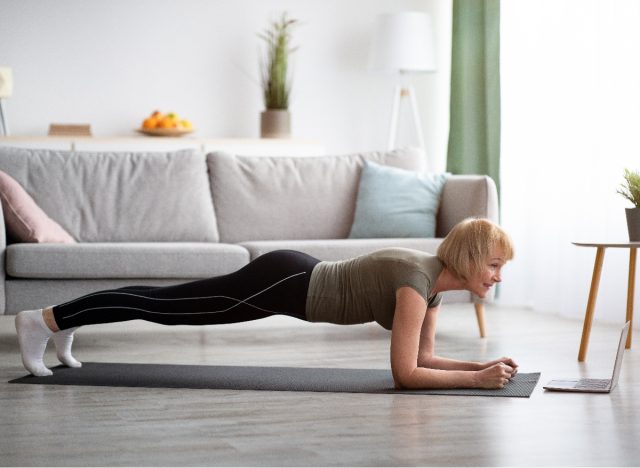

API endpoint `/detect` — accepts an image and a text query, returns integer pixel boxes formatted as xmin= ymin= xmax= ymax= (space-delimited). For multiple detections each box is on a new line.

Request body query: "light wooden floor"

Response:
xmin=1 ymin=304 xmax=639 ymax=466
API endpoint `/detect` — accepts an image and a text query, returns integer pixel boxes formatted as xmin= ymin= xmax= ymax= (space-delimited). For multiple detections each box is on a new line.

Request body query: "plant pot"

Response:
xmin=260 ymin=109 xmax=290 ymax=138
xmin=625 ymin=207 xmax=640 ymax=241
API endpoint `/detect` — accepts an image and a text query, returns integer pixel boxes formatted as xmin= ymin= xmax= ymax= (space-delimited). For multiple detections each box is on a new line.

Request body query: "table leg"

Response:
xmin=578 ymin=247 xmax=606 ymax=361
xmin=626 ymin=247 xmax=636 ymax=349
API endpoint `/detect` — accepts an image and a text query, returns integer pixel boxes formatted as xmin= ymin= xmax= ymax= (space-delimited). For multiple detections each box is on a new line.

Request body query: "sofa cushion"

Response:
xmin=239 ymin=238 xmax=442 ymax=261
xmin=348 ymin=161 xmax=448 ymax=239
xmin=207 ymin=148 xmax=426 ymax=243
xmin=0 ymin=170 xmax=76 ymax=243
xmin=5 ymin=278 xmax=195 ymax=315
xmin=0 ymin=146 xmax=219 ymax=242
xmin=6 ymin=243 xmax=249 ymax=279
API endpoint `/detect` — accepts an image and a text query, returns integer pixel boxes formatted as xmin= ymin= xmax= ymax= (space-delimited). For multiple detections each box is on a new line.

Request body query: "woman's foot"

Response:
xmin=53 ymin=327 xmax=82 ymax=368
xmin=15 ymin=309 xmax=54 ymax=376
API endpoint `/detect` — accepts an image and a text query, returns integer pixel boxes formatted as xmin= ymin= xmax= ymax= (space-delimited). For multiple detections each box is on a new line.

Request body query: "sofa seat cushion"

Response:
xmin=6 ymin=243 xmax=249 ymax=279
xmin=239 ymin=238 xmax=443 ymax=261
xmin=5 ymin=279 xmax=194 ymax=315
xmin=0 ymin=147 xmax=219 ymax=242
xmin=208 ymin=148 xmax=426 ymax=243
xmin=239 ymin=239 xmax=471 ymax=304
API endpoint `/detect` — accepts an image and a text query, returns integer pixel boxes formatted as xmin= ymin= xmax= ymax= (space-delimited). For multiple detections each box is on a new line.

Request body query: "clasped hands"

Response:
xmin=476 ymin=357 xmax=519 ymax=389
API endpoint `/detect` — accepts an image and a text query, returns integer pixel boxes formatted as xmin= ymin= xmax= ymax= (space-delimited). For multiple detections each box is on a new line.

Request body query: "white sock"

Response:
xmin=15 ymin=309 xmax=54 ymax=377
xmin=53 ymin=327 xmax=82 ymax=368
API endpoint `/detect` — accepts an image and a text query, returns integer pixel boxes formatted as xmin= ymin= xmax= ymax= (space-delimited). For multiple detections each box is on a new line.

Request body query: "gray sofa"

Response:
xmin=0 ymin=146 xmax=498 ymax=331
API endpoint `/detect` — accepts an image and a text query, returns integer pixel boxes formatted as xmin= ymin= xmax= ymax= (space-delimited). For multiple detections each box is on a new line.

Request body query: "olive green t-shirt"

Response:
xmin=305 ymin=248 xmax=444 ymax=330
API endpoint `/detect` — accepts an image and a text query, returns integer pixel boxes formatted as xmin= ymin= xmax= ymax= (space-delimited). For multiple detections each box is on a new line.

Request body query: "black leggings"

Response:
xmin=52 ymin=250 xmax=321 ymax=330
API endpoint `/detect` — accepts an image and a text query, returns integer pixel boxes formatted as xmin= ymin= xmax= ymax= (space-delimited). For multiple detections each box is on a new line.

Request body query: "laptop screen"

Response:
xmin=610 ymin=322 xmax=630 ymax=389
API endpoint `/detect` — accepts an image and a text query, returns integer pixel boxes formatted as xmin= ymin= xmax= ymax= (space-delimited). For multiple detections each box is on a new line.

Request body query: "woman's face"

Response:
xmin=465 ymin=246 xmax=507 ymax=298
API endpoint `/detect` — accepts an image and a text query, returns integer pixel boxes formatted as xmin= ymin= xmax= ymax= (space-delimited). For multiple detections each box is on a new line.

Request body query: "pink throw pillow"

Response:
xmin=0 ymin=170 xmax=75 ymax=243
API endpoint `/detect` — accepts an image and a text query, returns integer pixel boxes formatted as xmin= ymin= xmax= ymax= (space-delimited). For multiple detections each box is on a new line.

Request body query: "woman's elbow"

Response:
xmin=392 ymin=368 xmax=417 ymax=390
xmin=394 ymin=378 xmax=409 ymax=390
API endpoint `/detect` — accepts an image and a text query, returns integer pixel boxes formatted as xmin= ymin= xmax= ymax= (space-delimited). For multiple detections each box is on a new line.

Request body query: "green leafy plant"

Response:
xmin=618 ymin=168 xmax=640 ymax=208
xmin=258 ymin=13 xmax=299 ymax=110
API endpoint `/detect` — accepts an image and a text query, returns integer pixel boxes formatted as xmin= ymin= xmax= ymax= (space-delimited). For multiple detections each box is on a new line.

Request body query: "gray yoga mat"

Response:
xmin=9 ymin=362 xmax=540 ymax=397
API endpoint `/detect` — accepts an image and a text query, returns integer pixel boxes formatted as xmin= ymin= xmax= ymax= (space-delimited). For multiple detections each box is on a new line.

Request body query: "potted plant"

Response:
xmin=258 ymin=13 xmax=299 ymax=138
xmin=617 ymin=168 xmax=640 ymax=241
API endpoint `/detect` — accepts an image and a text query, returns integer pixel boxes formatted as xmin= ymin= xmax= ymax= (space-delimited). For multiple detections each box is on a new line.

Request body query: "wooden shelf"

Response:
xmin=0 ymin=136 xmax=325 ymax=157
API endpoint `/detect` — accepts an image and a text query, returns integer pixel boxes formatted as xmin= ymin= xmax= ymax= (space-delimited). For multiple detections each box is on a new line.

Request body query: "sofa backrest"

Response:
xmin=207 ymin=148 xmax=426 ymax=243
xmin=0 ymin=147 xmax=219 ymax=242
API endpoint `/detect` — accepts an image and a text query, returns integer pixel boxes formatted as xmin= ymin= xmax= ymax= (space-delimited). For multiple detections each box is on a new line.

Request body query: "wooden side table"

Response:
xmin=573 ymin=242 xmax=639 ymax=361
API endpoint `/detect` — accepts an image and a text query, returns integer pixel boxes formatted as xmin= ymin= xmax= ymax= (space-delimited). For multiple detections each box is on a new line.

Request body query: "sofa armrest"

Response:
xmin=436 ymin=175 xmax=499 ymax=238
xmin=0 ymin=201 xmax=6 ymax=314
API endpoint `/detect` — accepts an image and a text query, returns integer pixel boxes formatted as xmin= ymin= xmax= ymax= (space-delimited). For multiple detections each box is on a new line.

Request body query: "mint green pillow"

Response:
xmin=348 ymin=160 xmax=448 ymax=238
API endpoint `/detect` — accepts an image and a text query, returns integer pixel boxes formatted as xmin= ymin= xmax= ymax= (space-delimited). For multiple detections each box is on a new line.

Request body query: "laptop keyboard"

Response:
xmin=575 ymin=378 xmax=610 ymax=390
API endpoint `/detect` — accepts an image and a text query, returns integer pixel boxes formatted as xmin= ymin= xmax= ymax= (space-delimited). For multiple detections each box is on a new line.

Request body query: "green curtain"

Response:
xmin=447 ymin=0 xmax=501 ymax=195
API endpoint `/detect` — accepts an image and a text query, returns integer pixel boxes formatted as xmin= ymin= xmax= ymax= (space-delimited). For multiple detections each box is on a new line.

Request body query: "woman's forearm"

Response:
xmin=395 ymin=366 xmax=478 ymax=389
xmin=418 ymin=354 xmax=482 ymax=371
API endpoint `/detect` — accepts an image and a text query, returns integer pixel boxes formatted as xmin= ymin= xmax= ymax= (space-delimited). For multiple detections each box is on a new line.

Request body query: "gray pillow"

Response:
xmin=207 ymin=148 xmax=426 ymax=243
xmin=0 ymin=146 xmax=219 ymax=242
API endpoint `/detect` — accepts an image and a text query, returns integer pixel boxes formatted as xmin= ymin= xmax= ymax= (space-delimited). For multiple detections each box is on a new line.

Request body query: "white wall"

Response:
xmin=0 ymin=0 xmax=452 ymax=171
xmin=500 ymin=0 xmax=640 ymax=328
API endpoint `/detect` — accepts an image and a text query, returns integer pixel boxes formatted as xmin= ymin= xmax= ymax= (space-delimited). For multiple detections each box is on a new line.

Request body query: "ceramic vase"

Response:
xmin=260 ymin=109 xmax=290 ymax=138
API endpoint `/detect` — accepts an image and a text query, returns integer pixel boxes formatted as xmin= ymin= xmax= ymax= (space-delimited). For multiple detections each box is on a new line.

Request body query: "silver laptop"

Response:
xmin=544 ymin=322 xmax=630 ymax=393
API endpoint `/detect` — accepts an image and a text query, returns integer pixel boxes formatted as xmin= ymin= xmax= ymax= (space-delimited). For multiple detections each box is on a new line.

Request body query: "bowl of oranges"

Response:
xmin=138 ymin=110 xmax=194 ymax=136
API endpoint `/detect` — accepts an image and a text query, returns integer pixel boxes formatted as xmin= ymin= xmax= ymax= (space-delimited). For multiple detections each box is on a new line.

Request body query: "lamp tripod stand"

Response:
xmin=387 ymin=83 xmax=425 ymax=151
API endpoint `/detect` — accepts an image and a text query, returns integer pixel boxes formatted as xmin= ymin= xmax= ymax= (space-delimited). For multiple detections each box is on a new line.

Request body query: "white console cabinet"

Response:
xmin=0 ymin=136 xmax=325 ymax=157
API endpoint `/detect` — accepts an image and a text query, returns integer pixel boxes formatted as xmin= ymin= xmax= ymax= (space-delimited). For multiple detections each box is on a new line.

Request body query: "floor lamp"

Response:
xmin=0 ymin=67 xmax=12 ymax=136
xmin=369 ymin=12 xmax=436 ymax=152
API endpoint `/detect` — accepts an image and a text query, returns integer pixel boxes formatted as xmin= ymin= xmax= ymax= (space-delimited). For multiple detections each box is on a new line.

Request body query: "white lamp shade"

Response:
xmin=0 ymin=68 xmax=13 ymax=98
xmin=369 ymin=12 xmax=436 ymax=73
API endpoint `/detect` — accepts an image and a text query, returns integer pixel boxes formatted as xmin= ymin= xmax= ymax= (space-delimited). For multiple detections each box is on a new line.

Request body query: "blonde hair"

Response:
xmin=436 ymin=218 xmax=514 ymax=280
